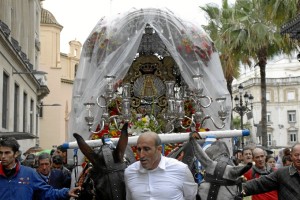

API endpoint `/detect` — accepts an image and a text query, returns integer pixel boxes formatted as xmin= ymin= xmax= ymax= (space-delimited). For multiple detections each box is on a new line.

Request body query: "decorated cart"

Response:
xmin=65 ymin=8 xmax=242 ymax=162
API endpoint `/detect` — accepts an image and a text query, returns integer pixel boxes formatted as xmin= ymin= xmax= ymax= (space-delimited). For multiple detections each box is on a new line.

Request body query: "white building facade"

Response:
xmin=233 ymin=57 xmax=300 ymax=148
xmin=0 ymin=0 xmax=49 ymax=153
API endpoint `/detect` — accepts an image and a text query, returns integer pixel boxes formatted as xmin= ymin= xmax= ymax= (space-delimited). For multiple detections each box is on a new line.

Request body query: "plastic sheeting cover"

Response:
xmin=68 ymin=8 xmax=231 ymax=141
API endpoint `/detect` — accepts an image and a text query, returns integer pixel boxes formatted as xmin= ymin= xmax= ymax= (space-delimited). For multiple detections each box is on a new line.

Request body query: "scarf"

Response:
xmin=252 ymin=164 xmax=273 ymax=177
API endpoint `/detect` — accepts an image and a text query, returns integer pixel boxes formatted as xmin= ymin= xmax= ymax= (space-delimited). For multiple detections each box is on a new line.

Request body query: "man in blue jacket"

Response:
xmin=0 ymin=137 xmax=80 ymax=200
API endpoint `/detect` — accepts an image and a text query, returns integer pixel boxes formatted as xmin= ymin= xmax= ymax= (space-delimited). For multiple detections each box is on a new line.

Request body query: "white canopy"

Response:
xmin=68 ymin=8 xmax=231 ymax=141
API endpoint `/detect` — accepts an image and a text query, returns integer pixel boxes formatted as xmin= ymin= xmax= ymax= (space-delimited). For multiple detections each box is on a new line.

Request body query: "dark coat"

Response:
xmin=244 ymin=164 xmax=300 ymax=200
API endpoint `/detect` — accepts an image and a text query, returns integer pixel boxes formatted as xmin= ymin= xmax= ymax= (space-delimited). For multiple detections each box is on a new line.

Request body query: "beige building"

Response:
xmin=39 ymin=7 xmax=81 ymax=149
xmin=233 ymin=56 xmax=300 ymax=148
xmin=0 ymin=0 xmax=49 ymax=154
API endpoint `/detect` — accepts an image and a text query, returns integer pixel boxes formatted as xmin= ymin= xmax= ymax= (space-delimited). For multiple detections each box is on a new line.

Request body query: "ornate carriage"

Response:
xmin=68 ymin=8 xmax=232 ymax=158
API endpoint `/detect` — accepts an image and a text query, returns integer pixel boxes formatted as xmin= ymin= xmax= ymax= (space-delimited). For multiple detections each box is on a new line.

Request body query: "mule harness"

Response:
xmin=75 ymin=143 xmax=127 ymax=200
xmin=204 ymin=158 xmax=243 ymax=200
xmin=101 ymin=144 xmax=127 ymax=200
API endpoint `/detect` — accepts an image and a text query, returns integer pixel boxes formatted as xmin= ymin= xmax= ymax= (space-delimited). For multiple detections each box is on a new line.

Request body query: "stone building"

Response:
xmin=0 ymin=0 xmax=49 ymax=153
xmin=233 ymin=56 xmax=300 ymax=148
xmin=39 ymin=7 xmax=81 ymax=149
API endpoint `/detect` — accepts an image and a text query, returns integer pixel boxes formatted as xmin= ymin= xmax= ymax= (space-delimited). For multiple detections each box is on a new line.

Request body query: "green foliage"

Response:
xmin=232 ymin=116 xmax=241 ymax=129
xmin=201 ymin=0 xmax=298 ymax=146
xmin=232 ymin=116 xmax=252 ymax=131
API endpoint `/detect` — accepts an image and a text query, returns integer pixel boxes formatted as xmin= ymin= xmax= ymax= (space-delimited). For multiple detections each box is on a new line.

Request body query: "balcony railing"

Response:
xmin=233 ymin=76 xmax=300 ymax=92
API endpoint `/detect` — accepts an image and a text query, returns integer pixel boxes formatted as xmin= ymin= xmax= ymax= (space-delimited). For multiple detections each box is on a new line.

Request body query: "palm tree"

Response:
xmin=202 ymin=0 xmax=298 ymax=147
xmin=201 ymin=0 xmax=242 ymax=98
xmin=227 ymin=0 xmax=297 ymax=147
xmin=201 ymin=1 xmax=245 ymax=131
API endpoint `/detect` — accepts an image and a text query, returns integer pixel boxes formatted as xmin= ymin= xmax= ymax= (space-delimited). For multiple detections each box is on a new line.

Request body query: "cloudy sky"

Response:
xmin=42 ymin=0 xmax=229 ymax=53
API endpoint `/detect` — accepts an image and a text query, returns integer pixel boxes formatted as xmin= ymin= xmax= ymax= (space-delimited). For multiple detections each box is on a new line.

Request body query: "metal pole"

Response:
xmin=234 ymin=84 xmax=253 ymax=150
xmin=62 ymin=129 xmax=251 ymax=149
xmin=240 ymin=93 xmax=244 ymax=149
xmin=240 ymin=108 xmax=244 ymax=149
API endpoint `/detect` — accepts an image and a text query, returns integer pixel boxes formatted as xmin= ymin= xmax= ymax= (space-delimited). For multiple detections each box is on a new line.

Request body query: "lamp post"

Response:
xmin=233 ymin=84 xmax=254 ymax=149
xmin=38 ymin=102 xmax=61 ymax=117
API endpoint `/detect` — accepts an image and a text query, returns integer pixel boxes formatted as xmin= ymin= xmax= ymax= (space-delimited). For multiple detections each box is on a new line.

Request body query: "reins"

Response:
xmin=75 ymin=162 xmax=96 ymax=200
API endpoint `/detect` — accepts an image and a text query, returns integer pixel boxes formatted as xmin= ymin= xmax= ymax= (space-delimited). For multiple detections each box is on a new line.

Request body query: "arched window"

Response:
xmin=74 ymin=63 xmax=78 ymax=79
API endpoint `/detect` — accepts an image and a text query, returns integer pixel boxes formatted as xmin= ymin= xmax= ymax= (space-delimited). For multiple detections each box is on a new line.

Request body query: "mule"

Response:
xmin=73 ymin=123 xmax=135 ymax=200
xmin=189 ymin=136 xmax=252 ymax=200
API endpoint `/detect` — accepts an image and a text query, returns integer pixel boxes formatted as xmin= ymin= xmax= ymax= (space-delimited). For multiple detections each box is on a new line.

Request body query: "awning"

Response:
xmin=0 ymin=132 xmax=38 ymax=140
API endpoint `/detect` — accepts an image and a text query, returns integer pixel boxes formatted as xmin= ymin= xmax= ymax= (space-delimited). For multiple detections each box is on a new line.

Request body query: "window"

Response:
xmin=267 ymin=133 xmax=272 ymax=146
xmin=288 ymin=110 xmax=296 ymax=123
xmin=2 ymin=72 xmax=9 ymax=129
xmin=266 ymin=92 xmax=270 ymax=102
xmin=36 ymin=104 xmax=39 ymax=135
xmin=257 ymin=136 xmax=262 ymax=145
xmin=23 ymin=92 xmax=28 ymax=132
xmin=287 ymin=91 xmax=295 ymax=101
xmin=30 ymin=99 xmax=34 ymax=134
xmin=267 ymin=112 xmax=271 ymax=123
xmin=14 ymin=83 xmax=19 ymax=131
xmin=289 ymin=130 xmax=298 ymax=143
xmin=74 ymin=63 xmax=78 ymax=78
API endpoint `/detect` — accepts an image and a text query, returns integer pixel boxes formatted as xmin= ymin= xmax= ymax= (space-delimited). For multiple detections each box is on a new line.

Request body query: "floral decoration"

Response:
xmin=89 ymin=79 xmax=209 ymax=159
xmin=129 ymin=114 xmax=162 ymax=135
xmin=177 ymin=30 xmax=213 ymax=66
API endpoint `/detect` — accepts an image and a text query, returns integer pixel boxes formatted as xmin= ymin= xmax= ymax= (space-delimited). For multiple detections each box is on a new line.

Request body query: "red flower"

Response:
xmin=177 ymin=46 xmax=183 ymax=52
xmin=110 ymin=110 xmax=118 ymax=116
xmin=185 ymin=45 xmax=192 ymax=54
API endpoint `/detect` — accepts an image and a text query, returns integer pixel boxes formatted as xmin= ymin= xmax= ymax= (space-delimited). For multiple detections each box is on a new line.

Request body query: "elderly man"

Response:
xmin=124 ymin=131 xmax=198 ymax=200
xmin=36 ymin=153 xmax=70 ymax=189
xmin=243 ymin=147 xmax=277 ymax=200
xmin=243 ymin=143 xmax=300 ymax=200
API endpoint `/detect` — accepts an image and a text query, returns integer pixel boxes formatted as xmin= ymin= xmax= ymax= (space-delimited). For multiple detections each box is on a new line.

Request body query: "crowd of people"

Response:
xmin=0 ymin=138 xmax=79 ymax=199
xmin=1 ymin=134 xmax=300 ymax=200
xmin=233 ymin=144 xmax=300 ymax=200
xmin=20 ymin=145 xmax=72 ymax=191
xmin=127 ymin=132 xmax=300 ymax=200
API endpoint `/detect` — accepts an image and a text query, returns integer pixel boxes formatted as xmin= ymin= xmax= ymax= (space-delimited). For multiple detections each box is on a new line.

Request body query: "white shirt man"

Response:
xmin=124 ymin=132 xmax=197 ymax=200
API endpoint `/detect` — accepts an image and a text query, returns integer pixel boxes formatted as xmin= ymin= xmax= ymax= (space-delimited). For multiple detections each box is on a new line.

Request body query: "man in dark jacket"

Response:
xmin=52 ymin=154 xmax=71 ymax=188
xmin=0 ymin=137 xmax=80 ymax=200
xmin=243 ymin=143 xmax=300 ymax=200
xmin=36 ymin=152 xmax=70 ymax=189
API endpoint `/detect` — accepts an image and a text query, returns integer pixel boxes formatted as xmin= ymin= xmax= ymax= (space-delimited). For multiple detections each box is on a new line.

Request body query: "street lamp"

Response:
xmin=38 ymin=102 xmax=61 ymax=117
xmin=233 ymin=84 xmax=254 ymax=149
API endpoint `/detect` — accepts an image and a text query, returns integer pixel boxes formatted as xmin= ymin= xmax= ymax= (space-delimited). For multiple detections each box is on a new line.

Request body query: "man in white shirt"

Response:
xmin=124 ymin=131 xmax=198 ymax=200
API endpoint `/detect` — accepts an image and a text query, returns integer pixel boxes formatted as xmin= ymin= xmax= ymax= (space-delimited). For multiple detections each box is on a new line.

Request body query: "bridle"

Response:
xmin=203 ymin=158 xmax=244 ymax=200
xmin=75 ymin=144 xmax=128 ymax=200
xmin=99 ymin=144 xmax=128 ymax=200
xmin=189 ymin=135 xmax=244 ymax=200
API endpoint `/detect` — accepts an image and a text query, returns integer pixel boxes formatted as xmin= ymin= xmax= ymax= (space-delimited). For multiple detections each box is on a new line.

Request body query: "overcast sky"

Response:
xmin=42 ymin=0 xmax=230 ymax=53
